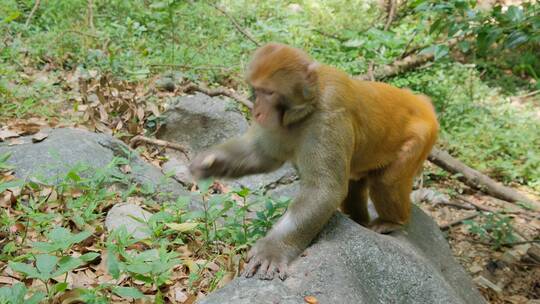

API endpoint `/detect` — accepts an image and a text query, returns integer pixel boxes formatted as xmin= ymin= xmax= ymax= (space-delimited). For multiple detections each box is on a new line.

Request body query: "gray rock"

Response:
xmin=105 ymin=203 xmax=153 ymax=239
xmin=157 ymin=93 xmax=248 ymax=154
xmin=200 ymin=183 xmax=485 ymax=304
xmin=0 ymin=128 xmax=189 ymax=200
xmin=232 ymin=163 xmax=296 ymax=191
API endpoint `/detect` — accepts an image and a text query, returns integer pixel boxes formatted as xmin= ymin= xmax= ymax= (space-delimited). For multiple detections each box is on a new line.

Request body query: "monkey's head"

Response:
xmin=246 ymin=43 xmax=319 ymax=129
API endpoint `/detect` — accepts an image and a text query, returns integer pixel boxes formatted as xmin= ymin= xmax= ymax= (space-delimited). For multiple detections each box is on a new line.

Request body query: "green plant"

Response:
xmin=106 ymin=229 xmax=180 ymax=303
xmin=464 ymin=212 xmax=516 ymax=249
xmin=8 ymin=227 xmax=98 ymax=299
xmin=413 ymin=0 xmax=540 ymax=83
xmin=0 ymin=283 xmax=45 ymax=304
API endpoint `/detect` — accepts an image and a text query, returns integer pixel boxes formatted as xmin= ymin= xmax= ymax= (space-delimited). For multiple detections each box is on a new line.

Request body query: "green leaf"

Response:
xmin=505 ymin=5 xmax=524 ymax=23
xmin=197 ymin=178 xmax=213 ymax=194
xmin=66 ymin=170 xmax=81 ymax=182
xmin=70 ymin=230 xmax=93 ymax=244
xmin=106 ymin=249 xmax=121 ymax=279
xmin=343 ymin=39 xmax=363 ymax=48
xmin=505 ymin=31 xmax=528 ymax=49
xmin=52 ymin=256 xmax=83 ymax=277
xmin=9 ymin=262 xmax=40 ymax=278
xmin=31 ymin=241 xmax=58 ymax=253
xmin=35 ymin=254 xmax=58 ymax=279
xmin=48 ymin=227 xmax=72 ymax=242
xmin=126 ymin=263 xmax=153 ymax=275
xmin=0 ymin=282 xmax=26 ymax=303
xmin=25 ymin=291 xmax=46 ymax=304
xmin=80 ymin=252 xmax=100 ymax=262
xmin=112 ymin=286 xmax=145 ymax=299
xmin=54 ymin=282 xmax=69 ymax=293
xmin=0 ymin=179 xmax=24 ymax=193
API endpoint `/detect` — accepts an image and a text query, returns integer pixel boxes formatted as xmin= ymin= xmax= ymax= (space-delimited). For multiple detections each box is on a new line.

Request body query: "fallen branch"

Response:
xmin=429 ymin=148 xmax=539 ymax=207
xmin=180 ymin=82 xmax=253 ymax=109
xmin=130 ymin=135 xmax=190 ymax=159
xmin=211 ymin=4 xmax=260 ymax=47
xmin=87 ymin=0 xmax=95 ymax=31
xmin=383 ymin=0 xmax=397 ymax=31
xmin=356 ymin=38 xmax=459 ymax=80
xmin=25 ymin=0 xmax=41 ymax=27
xmin=440 ymin=212 xmax=479 ymax=230
xmin=312 ymin=29 xmax=346 ymax=42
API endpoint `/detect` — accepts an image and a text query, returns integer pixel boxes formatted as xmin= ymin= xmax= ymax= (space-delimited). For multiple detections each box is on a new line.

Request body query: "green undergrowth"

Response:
xmin=0 ymin=153 xmax=289 ymax=302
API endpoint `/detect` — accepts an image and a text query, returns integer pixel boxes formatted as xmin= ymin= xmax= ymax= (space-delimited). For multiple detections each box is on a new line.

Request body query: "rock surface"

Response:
xmin=199 ymin=211 xmax=485 ymax=304
xmin=157 ymin=93 xmax=249 ymax=154
xmin=199 ymin=183 xmax=486 ymax=304
xmin=0 ymin=128 xmax=189 ymax=199
xmin=105 ymin=203 xmax=153 ymax=239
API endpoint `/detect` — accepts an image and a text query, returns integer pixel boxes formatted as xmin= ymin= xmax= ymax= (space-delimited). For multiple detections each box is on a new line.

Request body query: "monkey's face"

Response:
xmin=250 ymin=87 xmax=287 ymax=130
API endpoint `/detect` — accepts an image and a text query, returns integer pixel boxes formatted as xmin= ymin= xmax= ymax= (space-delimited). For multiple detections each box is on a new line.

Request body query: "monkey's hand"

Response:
xmin=189 ymin=150 xmax=228 ymax=179
xmin=243 ymin=237 xmax=299 ymax=280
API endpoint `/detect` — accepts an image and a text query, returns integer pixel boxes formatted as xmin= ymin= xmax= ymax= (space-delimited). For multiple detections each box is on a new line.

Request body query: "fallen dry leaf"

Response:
xmin=0 ymin=129 xmax=19 ymax=141
xmin=7 ymin=138 xmax=24 ymax=146
xmin=32 ymin=132 xmax=48 ymax=143
xmin=304 ymin=296 xmax=319 ymax=304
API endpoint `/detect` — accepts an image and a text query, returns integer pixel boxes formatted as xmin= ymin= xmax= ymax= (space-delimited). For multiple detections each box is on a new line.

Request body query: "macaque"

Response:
xmin=189 ymin=43 xmax=439 ymax=280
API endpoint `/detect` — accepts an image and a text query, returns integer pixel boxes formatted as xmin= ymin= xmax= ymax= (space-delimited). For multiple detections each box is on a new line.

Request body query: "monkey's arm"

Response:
xmin=190 ymin=127 xmax=284 ymax=179
xmin=244 ymin=127 xmax=351 ymax=279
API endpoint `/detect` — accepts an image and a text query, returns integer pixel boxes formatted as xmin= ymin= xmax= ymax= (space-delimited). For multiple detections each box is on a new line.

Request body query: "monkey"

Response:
xmin=189 ymin=43 xmax=439 ymax=280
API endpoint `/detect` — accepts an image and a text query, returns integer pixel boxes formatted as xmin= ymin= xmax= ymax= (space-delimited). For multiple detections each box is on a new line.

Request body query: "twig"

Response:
xmin=440 ymin=212 xmax=479 ymax=230
xmin=429 ymin=148 xmax=539 ymax=207
xmin=437 ymin=201 xmax=476 ymax=210
xmin=312 ymin=29 xmax=346 ymax=42
xmin=180 ymin=82 xmax=253 ymax=109
xmin=130 ymin=135 xmax=190 ymax=159
xmin=87 ymin=0 xmax=95 ymax=31
xmin=211 ymin=4 xmax=260 ymax=47
xmin=356 ymin=38 xmax=460 ymax=80
xmin=149 ymin=63 xmax=233 ymax=71
xmin=383 ymin=0 xmax=397 ymax=31
xmin=25 ymin=0 xmax=41 ymax=27
xmin=518 ymin=89 xmax=540 ymax=99
xmin=457 ymin=195 xmax=532 ymax=241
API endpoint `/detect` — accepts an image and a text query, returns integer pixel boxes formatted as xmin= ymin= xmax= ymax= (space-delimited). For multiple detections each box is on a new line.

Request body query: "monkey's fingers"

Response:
xmin=243 ymin=259 xmax=261 ymax=278
xmin=277 ymin=262 xmax=288 ymax=281
xmin=257 ymin=260 xmax=271 ymax=280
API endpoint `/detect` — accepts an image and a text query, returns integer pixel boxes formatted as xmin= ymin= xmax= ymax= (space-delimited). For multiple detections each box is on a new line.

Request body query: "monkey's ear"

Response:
xmin=282 ymin=104 xmax=315 ymax=127
xmin=302 ymin=62 xmax=319 ymax=100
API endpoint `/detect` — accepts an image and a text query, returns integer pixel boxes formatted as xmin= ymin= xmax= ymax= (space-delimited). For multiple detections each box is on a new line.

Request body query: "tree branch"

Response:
xmin=429 ymin=148 xmax=539 ymax=207
xmin=25 ymin=0 xmax=41 ymax=27
xmin=180 ymin=82 xmax=253 ymax=109
xmin=130 ymin=135 xmax=190 ymax=159
xmin=211 ymin=4 xmax=260 ymax=47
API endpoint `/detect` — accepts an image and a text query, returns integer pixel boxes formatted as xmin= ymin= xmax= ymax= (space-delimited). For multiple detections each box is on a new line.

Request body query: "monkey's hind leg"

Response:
xmin=368 ymin=139 xmax=427 ymax=234
xmin=340 ymin=179 xmax=370 ymax=226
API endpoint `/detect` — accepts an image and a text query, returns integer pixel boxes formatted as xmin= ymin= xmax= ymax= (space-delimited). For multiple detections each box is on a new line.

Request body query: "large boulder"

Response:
xmin=157 ymin=93 xmax=249 ymax=154
xmin=198 ymin=183 xmax=486 ymax=304
xmin=0 ymin=128 xmax=189 ymax=200
xmin=157 ymin=93 xmax=296 ymax=190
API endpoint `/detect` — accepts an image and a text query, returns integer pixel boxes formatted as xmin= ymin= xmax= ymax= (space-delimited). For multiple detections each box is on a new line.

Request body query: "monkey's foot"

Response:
xmin=369 ymin=219 xmax=403 ymax=234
